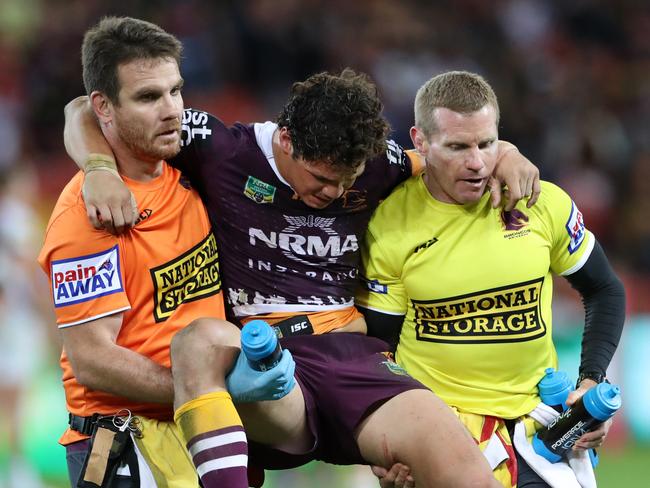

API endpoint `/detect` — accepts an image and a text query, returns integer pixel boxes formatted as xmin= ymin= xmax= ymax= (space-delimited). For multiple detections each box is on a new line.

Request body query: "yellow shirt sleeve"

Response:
xmin=538 ymin=182 xmax=595 ymax=276
xmin=357 ymin=212 xmax=408 ymax=316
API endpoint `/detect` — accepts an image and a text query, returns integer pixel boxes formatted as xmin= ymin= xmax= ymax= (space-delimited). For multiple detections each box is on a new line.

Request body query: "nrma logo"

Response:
xmin=51 ymin=246 xmax=123 ymax=307
xmin=249 ymin=215 xmax=358 ymax=266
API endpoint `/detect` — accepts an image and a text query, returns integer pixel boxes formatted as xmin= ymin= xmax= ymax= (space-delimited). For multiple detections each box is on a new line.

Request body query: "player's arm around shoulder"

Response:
xmin=491 ymin=141 xmax=541 ymax=210
xmin=64 ymin=96 xmax=137 ymax=235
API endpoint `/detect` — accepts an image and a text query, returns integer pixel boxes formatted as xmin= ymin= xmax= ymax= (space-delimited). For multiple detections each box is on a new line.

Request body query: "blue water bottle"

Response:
xmin=241 ymin=320 xmax=283 ymax=371
xmin=536 ymin=368 xmax=599 ymax=467
xmin=538 ymin=368 xmax=572 ymax=413
xmin=533 ymin=382 xmax=621 ymax=463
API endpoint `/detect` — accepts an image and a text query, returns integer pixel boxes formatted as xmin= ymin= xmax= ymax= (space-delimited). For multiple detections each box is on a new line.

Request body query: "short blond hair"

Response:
xmin=414 ymin=71 xmax=499 ymax=136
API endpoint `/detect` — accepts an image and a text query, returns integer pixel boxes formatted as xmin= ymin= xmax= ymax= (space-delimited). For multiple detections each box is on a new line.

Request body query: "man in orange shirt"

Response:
xmin=39 ymin=17 xmax=296 ymax=487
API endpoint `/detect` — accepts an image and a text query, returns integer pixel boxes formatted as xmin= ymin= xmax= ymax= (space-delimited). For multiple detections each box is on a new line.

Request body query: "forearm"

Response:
xmin=64 ymin=96 xmax=115 ymax=170
xmin=73 ymin=344 xmax=173 ymax=404
xmin=565 ymin=241 xmax=626 ymax=376
xmin=578 ymin=279 xmax=625 ymax=376
xmin=580 ymin=290 xmax=624 ymax=376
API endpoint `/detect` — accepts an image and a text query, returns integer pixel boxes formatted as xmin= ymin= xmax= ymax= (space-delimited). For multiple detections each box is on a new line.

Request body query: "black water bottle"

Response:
xmin=532 ymin=382 xmax=621 ymax=462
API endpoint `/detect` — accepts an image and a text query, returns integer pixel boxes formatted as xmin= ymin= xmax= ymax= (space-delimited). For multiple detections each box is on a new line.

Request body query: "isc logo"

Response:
xmin=290 ymin=321 xmax=310 ymax=333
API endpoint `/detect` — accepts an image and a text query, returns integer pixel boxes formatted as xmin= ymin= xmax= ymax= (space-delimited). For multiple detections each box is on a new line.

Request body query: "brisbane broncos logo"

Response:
xmin=341 ymin=189 xmax=368 ymax=210
xmin=283 ymin=215 xmax=337 ymax=235
xmin=501 ymin=209 xmax=529 ymax=231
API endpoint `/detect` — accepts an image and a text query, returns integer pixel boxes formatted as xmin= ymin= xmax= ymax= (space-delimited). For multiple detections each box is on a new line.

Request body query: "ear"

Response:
xmin=277 ymin=127 xmax=294 ymax=156
xmin=89 ymin=91 xmax=113 ymax=126
xmin=410 ymin=126 xmax=428 ymax=155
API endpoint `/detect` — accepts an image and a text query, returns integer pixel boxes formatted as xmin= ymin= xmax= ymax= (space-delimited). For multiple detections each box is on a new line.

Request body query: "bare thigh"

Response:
xmin=355 ymin=389 xmax=500 ymax=488
xmin=237 ymin=385 xmax=313 ymax=454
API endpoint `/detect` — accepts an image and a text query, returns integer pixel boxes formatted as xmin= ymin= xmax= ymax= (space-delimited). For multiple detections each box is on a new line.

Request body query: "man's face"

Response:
xmin=414 ymin=105 xmax=498 ymax=205
xmin=111 ymin=58 xmax=184 ymax=162
xmin=290 ymin=158 xmax=366 ymax=209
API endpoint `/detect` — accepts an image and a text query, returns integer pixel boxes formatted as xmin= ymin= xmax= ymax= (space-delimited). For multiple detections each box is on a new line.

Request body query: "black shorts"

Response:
xmin=249 ymin=332 xmax=428 ymax=468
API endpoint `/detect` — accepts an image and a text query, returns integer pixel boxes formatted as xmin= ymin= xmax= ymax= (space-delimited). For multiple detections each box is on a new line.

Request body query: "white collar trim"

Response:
xmin=253 ymin=122 xmax=292 ymax=188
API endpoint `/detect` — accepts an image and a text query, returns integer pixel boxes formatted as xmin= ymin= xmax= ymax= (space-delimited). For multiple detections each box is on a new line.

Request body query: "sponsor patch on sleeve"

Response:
xmin=385 ymin=140 xmax=407 ymax=169
xmin=565 ymin=201 xmax=586 ymax=254
xmin=362 ymin=277 xmax=389 ymax=294
xmin=181 ymin=109 xmax=213 ymax=147
xmin=51 ymin=246 xmax=123 ymax=307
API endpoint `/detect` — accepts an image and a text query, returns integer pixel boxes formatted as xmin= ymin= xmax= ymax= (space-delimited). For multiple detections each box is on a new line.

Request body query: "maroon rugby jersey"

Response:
xmin=172 ymin=110 xmax=412 ymax=319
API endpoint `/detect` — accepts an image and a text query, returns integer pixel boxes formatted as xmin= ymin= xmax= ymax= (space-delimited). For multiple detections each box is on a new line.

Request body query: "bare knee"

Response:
xmin=171 ymin=317 xmax=241 ymax=407
xmin=171 ymin=317 xmax=240 ymax=364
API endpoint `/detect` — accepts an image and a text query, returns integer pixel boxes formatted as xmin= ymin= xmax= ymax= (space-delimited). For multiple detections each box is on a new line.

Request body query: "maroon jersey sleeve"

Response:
xmin=170 ymin=109 xmax=236 ymax=198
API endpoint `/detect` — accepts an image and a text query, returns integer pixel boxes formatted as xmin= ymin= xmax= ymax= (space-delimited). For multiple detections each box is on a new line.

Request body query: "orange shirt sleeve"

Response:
xmin=406 ymin=149 xmax=425 ymax=176
xmin=38 ymin=205 xmax=131 ymax=327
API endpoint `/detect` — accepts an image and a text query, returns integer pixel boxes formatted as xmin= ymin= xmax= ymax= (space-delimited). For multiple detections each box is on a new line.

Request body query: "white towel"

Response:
xmin=131 ymin=432 xmax=159 ymax=488
xmin=483 ymin=431 xmax=510 ymax=470
xmin=512 ymin=403 xmax=597 ymax=488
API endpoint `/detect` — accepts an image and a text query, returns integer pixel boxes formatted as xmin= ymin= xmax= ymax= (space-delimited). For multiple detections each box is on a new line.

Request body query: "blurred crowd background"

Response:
xmin=0 ymin=0 xmax=648 ymax=486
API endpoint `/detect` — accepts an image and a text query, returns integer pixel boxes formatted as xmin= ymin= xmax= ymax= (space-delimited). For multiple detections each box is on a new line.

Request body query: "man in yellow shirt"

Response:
xmin=357 ymin=71 xmax=625 ymax=488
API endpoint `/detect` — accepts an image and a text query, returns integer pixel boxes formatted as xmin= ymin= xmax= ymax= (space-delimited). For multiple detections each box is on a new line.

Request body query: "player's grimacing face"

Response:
xmin=419 ymin=105 xmax=499 ymax=205
xmin=112 ymin=58 xmax=184 ymax=162
xmin=293 ymin=158 xmax=365 ymax=209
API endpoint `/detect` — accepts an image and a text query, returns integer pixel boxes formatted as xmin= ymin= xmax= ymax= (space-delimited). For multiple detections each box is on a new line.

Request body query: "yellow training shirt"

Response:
xmin=357 ymin=178 xmax=594 ymax=418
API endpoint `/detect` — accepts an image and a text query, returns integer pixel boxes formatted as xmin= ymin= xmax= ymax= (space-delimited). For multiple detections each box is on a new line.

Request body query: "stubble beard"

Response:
xmin=117 ymin=118 xmax=181 ymax=162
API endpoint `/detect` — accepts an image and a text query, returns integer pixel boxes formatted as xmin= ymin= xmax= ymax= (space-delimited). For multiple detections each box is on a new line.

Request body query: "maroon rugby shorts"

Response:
xmin=249 ymin=332 xmax=428 ymax=468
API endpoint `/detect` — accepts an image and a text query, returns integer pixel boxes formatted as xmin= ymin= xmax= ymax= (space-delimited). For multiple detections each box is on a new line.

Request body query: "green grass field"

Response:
xmin=593 ymin=444 xmax=650 ymax=487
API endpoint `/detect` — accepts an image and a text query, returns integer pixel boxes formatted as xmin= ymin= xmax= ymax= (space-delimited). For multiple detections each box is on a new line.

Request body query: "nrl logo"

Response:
xmin=244 ymin=176 xmax=276 ymax=204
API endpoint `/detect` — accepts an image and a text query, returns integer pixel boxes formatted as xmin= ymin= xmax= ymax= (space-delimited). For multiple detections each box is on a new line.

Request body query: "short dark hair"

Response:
xmin=81 ymin=16 xmax=182 ymax=104
xmin=277 ymin=68 xmax=389 ymax=173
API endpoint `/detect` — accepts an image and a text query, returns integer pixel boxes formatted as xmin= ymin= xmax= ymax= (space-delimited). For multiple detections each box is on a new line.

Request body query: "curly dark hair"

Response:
xmin=276 ymin=68 xmax=389 ymax=172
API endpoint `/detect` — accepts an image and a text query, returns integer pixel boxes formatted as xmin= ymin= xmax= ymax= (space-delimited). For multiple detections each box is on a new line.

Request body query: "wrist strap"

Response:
xmin=85 ymin=154 xmax=119 ymax=177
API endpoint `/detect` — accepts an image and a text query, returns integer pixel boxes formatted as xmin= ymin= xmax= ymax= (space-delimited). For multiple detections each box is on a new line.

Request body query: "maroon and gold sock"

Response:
xmin=174 ymin=391 xmax=248 ymax=488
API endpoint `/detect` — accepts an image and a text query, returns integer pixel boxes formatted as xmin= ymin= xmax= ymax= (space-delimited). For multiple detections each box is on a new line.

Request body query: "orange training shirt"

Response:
xmin=38 ymin=163 xmax=225 ymax=444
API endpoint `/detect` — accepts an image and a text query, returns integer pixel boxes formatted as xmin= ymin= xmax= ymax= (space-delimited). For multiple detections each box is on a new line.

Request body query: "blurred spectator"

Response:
xmin=0 ymin=165 xmax=49 ymax=488
xmin=620 ymin=152 xmax=650 ymax=273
